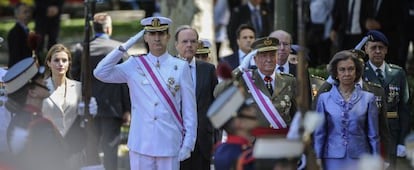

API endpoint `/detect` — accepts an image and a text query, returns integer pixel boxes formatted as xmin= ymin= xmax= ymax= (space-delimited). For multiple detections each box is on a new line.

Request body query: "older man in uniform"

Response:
xmin=94 ymin=16 xmax=197 ymax=170
xmin=174 ymin=25 xmax=218 ymax=170
xmin=363 ymin=30 xmax=411 ymax=169
xmin=214 ymin=37 xmax=297 ymax=136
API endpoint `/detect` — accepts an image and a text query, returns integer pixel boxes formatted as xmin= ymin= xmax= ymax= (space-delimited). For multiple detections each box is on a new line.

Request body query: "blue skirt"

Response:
xmin=323 ymin=155 xmax=358 ymax=170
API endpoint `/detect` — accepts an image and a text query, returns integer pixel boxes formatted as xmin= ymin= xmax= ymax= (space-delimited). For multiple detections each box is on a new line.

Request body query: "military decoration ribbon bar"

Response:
xmin=136 ymin=56 xmax=185 ymax=135
xmin=242 ymin=71 xmax=287 ymax=129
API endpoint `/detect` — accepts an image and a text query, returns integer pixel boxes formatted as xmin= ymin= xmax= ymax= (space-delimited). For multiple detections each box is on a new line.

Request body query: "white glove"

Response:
xmin=238 ymin=49 xmax=257 ymax=71
xmin=77 ymin=97 xmax=98 ymax=117
xmin=120 ymin=30 xmax=145 ymax=51
xmin=397 ymin=144 xmax=407 ymax=157
xmin=78 ymin=101 xmax=85 ymax=116
xmin=178 ymin=146 xmax=192 ymax=161
xmin=89 ymin=97 xmax=98 ymax=117
xmin=10 ymin=127 xmax=28 ymax=155
xmin=297 ymin=154 xmax=306 ymax=170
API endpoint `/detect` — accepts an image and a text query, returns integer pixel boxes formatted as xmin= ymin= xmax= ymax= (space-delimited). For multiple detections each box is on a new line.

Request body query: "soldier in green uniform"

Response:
xmin=362 ymin=30 xmax=411 ymax=169
xmin=214 ymin=37 xmax=297 ymax=134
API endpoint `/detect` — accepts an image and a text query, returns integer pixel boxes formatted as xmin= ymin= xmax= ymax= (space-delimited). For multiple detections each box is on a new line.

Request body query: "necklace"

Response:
xmin=339 ymin=89 xmax=353 ymax=101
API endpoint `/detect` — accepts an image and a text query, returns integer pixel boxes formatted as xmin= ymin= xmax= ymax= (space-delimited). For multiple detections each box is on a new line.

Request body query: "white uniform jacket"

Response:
xmin=94 ymin=50 xmax=197 ymax=157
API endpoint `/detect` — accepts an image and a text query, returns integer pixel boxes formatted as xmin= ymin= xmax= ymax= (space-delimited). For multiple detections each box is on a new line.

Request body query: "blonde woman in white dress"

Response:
xmin=42 ymin=44 xmax=97 ymax=170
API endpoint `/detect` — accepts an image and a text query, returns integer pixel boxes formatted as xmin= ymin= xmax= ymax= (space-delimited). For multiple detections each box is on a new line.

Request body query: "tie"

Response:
xmin=347 ymin=0 xmax=356 ymax=32
xmin=278 ymin=66 xmax=284 ymax=73
xmin=251 ymin=8 xmax=262 ymax=34
xmin=264 ymin=76 xmax=273 ymax=95
xmin=376 ymin=68 xmax=384 ymax=85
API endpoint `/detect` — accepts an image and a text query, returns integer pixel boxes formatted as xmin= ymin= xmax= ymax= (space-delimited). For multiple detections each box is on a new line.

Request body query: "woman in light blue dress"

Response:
xmin=313 ymin=50 xmax=380 ymax=170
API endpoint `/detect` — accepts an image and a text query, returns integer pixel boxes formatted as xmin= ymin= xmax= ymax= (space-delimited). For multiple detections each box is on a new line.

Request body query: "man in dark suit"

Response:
xmin=269 ymin=30 xmax=297 ymax=76
xmin=221 ymin=24 xmax=256 ymax=70
xmin=34 ymin=0 xmax=64 ymax=54
xmin=227 ymin=0 xmax=273 ymax=53
xmin=7 ymin=3 xmax=32 ymax=68
xmin=330 ymin=0 xmax=370 ymax=51
xmin=175 ymin=25 xmax=218 ymax=170
xmin=363 ymin=30 xmax=410 ymax=169
xmin=72 ymin=13 xmax=131 ymax=170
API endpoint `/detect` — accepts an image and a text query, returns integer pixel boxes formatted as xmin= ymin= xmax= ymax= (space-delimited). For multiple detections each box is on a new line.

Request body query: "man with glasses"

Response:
xmin=363 ymin=30 xmax=411 ymax=170
xmin=269 ymin=30 xmax=297 ymax=76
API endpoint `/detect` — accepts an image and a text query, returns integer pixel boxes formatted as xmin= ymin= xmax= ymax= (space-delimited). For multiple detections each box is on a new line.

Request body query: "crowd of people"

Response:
xmin=0 ymin=0 xmax=413 ymax=170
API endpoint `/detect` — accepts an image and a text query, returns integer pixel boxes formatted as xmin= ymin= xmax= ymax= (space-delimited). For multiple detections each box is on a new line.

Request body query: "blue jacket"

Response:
xmin=314 ymin=85 xmax=380 ymax=159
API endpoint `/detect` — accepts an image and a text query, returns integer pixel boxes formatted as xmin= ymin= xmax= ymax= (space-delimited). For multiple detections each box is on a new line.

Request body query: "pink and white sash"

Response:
xmin=242 ymin=71 xmax=287 ymax=129
xmin=135 ymin=56 xmax=184 ymax=134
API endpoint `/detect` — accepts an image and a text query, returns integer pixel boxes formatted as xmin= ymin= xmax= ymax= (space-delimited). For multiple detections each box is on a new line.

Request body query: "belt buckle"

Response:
xmin=386 ymin=112 xmax=398 ymax=119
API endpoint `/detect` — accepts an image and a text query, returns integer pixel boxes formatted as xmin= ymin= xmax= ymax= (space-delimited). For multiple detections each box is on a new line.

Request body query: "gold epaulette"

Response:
xmin=280 ymin=72 xmax=294 ymax=77
xmin=311 ymin=74 xmax=325 ymax=81
xmin=366 ymin=81 xmax=382 ymax=88
xmin=389 ymin=63 xmax=402 ymax=69
xmin=176 ymin=56 xmax=187 ymax=61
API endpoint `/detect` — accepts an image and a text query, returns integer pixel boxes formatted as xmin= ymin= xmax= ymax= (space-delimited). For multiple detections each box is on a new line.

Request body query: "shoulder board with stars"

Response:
xmin=172 ymin=55 xmax=187 ymax=61
xmin=366 ymin=81 xmax=382 ymax=88
xmin=389 ymin=64 xmax=402 ymax=69
xmin=280 ymin=72 xmax=294 ymax=77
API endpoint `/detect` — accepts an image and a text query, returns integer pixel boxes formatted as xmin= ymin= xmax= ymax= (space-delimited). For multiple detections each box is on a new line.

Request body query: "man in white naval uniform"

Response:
xmin=93 ymin=16 xmax=197 ymax=170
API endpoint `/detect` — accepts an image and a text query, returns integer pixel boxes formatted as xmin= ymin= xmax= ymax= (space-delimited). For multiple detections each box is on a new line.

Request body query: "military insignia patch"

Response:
xmin=151 ymin=18 xmax=161 ymax=27
xmin=264 ymin=39 xmax=272 ymax=46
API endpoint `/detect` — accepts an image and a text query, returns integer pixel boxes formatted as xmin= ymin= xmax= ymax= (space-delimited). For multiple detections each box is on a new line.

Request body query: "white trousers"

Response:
xmin=129 ymin=151 xmax=179 ymax=170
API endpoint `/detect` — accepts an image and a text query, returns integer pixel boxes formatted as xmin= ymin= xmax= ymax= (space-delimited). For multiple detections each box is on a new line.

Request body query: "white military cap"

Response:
xmin=207 ymin=85 xmax=245 ymax=128
xmin=140 ymin=16 xmax=172 ymax=32
xmin=253 ymin=138 xmax=304 ymax=159
xmin=196 ymin=39 xmax=212 ymax=55
xmin=3 ymin=58 xmax=41 ymax=94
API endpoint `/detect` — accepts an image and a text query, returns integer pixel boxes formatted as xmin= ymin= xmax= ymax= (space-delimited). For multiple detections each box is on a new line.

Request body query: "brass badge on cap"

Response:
xmin=151 ymin=18 xmax=161 ymax=27
xmin=197 ymin=41 xmax=204 ymax=49
xmin=264 ymin=39 xmax=272 ymax=46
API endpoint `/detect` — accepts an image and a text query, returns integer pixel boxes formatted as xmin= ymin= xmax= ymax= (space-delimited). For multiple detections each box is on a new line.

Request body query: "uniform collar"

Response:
xmin=23 ymin=104 xmax=42 ymax=115
xmin=257 ymin=70 xmax=275 ymax=81
xmin=226 ymin=135 xmax=251 ymax=146
xmin=147 ymin=51 xmax=169 ymax=66
xmin=368 ymin=60 xmax=385 ymax=72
